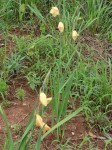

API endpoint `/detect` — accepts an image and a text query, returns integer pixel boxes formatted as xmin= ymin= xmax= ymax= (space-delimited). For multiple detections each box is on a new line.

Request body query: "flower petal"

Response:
xmin=46 ymin=97 xmax=52 ymax=104
xmin=42 ymin=123 xmax=51 ymax=134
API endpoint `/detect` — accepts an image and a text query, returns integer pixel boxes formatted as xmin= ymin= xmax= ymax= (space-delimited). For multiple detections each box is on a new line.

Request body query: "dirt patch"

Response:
xmin=0 ymin=78 xmax=37 ymax=142
xmin=79 ymin=35 xmax=112 ymax=61
xmin=0 ymin=34 xmax=15 ymax=55
xmin=0 ymin=25 xmax=39 ymax=55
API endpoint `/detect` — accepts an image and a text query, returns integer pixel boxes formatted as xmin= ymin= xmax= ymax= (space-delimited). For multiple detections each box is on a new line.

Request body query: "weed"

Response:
xmin=0 ymin=78 xmax=8 ymax=100
xmin=16 ymin=88 xmax=26 ymax=101
xmin=1 ymin=100 xmax=11 ymax=108
xmin=11 ymin=123 xmax=22 ymax=135
xmin=26 ymin=72 xmax=41 ymax=90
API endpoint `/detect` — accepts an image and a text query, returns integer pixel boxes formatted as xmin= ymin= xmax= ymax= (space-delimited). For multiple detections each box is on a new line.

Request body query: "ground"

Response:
xmin=0 ymin=78 xmax=111 ymax=150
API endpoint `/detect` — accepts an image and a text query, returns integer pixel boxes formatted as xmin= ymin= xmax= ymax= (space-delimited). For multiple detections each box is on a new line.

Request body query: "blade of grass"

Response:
xmin=28 ymin=3 xmax=46 ymax=25
xmin=0 ymin=105 xmax=14 ymax=150
xmin=18 ymin=109 xmax=35 ymax=150
xmin=35 ymin=128 xmax=42 ymax=150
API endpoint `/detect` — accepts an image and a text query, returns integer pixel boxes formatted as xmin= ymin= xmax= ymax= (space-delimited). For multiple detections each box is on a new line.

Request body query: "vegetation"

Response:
xmin=16 ymin=88 xmax=26 ymax=101
xmin=0 ymin=0 xmax=112 ymax=149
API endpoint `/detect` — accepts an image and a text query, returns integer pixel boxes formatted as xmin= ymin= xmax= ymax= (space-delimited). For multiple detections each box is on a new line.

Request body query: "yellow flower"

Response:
xmin=39 ymin=92 xmax=52 ymax=106
xmin=36 ymin=114 xmax=43 ymax=127
xmin=36 ymin=114 xmax=51 ymax=134
xmin=58 ymin=22 xmax=64 ymax=32
xmin=50 ymin=7 xmax=59 ymax=17
xmin=72 ymin=30 xmax=79 ymax=41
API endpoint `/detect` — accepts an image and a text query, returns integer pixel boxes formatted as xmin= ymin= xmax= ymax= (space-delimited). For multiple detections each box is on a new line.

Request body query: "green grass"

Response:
xmin=0 ymin=0 xmax=112 ymax=149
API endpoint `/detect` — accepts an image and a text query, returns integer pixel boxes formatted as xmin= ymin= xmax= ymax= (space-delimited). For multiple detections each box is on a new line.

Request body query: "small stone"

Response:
xmin=23 ymin=102 xmax=27 ymax=106
xmin=72 ymin=132 xmax=75 ymax=135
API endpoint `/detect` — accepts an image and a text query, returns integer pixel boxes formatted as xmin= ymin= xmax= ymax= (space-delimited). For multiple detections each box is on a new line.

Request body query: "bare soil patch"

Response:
xmin=79 ymin=35 xmax=112 ymax=61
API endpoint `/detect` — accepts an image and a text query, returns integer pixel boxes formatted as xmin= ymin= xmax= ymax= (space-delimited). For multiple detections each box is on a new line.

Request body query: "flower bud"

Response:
xmin=36 ymin=114 xmax=51 ymax=134
xmin=36 ymin=114 xmax=43 ymax=127
xmin=58 ymin=22 xmax=64 ymax=32
xmin=72 ymin=30 xmax=79 ymax=41
xmin=40 ymin=92 xmax=47 ymax=106
xmin=50 ymin=7 xmax=59 ymax=17
xmin=39 ymin=92 xmax=52 ymax=106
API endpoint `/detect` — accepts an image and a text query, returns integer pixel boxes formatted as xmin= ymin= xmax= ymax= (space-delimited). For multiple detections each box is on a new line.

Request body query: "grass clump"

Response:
xmin=16 ymin=88 xmax=26 ymax=101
